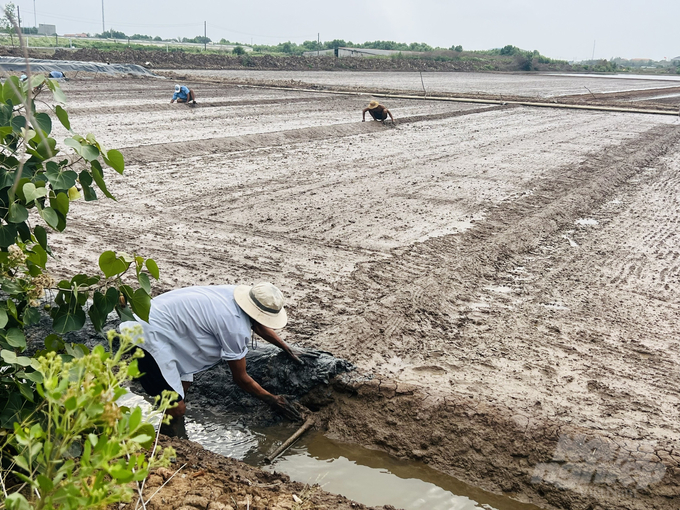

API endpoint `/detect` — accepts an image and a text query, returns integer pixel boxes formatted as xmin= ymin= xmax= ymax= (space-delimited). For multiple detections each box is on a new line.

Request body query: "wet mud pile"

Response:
xmin=189 ymin=345 xmax=353 ymax=424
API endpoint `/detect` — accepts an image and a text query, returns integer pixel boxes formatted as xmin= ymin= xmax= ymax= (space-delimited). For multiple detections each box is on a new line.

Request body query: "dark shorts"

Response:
xmin=369 ymin=109 xmax=387 ymax=120
xmin=136 ymin=349 xmax=181 ymax=401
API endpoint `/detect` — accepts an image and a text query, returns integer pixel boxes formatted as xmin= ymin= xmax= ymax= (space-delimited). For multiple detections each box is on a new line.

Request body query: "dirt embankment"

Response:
xmin=0 ymin=46 xmax=573 ymax=73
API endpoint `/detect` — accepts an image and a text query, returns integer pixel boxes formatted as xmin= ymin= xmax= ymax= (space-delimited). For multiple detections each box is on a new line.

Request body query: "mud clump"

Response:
xmin=190 ymin=345 xmax=353 ymax=424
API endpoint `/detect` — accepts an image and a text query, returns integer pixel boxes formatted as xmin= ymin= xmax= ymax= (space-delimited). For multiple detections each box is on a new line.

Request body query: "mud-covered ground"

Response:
xmin=45 ymin=73 xmax=680 ymax=510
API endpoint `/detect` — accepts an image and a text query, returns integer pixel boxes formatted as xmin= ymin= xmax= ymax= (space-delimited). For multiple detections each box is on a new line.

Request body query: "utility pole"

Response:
xmin=101 ymin=0 xmax=105 ymax=34
xmin=33 ymin=0 xmax=36 ymax=28
xmin=204 ymin=21 xmax=206 ymax=50
xmin=16 ymin=5 xmax=21 ymax=31
xmin=591 ymin=40 xmax=596 ymax=62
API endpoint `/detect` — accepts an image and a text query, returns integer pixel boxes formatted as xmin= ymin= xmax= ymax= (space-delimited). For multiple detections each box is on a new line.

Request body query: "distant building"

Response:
xmin=64 ymin=33 xmax=88 ymax=38
xmin=37 ymin=24 xmax=56 ymax=36
xmin=671 ymin=56 xmax=680 ymax=63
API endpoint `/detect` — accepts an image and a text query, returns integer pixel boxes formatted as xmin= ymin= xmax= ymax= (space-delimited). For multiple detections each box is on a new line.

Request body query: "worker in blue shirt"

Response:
xmin=171 ymin=83 xmax=196 ymax=105
xmin=48 ymin=71 xmax=66 ymax=79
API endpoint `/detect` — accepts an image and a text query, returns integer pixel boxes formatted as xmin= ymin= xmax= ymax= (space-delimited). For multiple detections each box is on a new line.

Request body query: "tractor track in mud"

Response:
xmin=46 ymin=75 xmax=680 ymax=510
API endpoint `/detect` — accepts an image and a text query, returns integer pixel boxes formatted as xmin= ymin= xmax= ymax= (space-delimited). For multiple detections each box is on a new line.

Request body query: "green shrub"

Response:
xmin=1 ymin=328 xmax=177 ymax=510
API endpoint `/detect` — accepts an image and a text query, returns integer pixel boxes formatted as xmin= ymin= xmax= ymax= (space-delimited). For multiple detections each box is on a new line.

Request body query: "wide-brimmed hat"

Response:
xmin=174 ymin=84 xmax=181 ymax=92
xmin=234 ymin=282 xmax=288 ymax=329
xmin=367 ymin=100 xmax=380 ymax=109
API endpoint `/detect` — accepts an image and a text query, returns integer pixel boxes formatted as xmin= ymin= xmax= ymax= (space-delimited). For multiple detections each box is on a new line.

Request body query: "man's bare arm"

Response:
xmin=385 ymin=108 xmax=394 ymax=122
xmin=227 ymin=358 xmax=301 ymax=420
xmin=362 ymin=107 xmax=369 ymax=121
xmin=252 ymin=322 xmax=302 ymax=364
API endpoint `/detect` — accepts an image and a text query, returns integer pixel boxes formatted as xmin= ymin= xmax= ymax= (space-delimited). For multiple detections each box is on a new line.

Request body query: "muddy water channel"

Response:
xmin=183 ymin=408 xmax=542 ymax=510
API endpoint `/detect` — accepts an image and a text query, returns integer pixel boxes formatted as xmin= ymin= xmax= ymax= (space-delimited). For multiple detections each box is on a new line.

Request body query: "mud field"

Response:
xmin=46 ymin=73 xmax=680 ymax=510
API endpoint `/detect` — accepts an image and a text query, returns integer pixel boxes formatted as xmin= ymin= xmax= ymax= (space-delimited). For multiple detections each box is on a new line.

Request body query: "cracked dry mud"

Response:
xmin=46 ymin=73 xmax=680 ymax=510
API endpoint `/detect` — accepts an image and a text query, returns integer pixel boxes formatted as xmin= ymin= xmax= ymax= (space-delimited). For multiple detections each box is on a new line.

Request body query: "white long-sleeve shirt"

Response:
xmin=120 ymin=285 xmax=251 ymax=398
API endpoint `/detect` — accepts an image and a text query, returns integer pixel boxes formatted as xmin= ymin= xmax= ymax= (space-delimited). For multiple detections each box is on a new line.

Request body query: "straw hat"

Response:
xmin=367 ymin=100 xmax=380 ymax=109
xmin=174 ymin=84 xmax=181 ymax=92
xmin=234 ymin=282 xmax=288 ymax=329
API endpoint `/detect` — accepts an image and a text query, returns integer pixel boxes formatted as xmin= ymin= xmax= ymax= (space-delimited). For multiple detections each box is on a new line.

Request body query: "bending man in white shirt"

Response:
xmin=121 ymin=282 xmax=302 ymax=428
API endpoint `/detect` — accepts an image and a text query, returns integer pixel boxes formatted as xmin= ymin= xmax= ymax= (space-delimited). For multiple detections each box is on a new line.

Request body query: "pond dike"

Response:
xmin=24 ymin=306 xmax=354 ymax=426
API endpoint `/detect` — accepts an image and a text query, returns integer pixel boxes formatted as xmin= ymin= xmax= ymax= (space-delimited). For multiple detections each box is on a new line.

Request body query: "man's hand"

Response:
xmin=286 ymin=348 xmax=304 ymax=366
xmin=267 ymin=395 xmax=302 ymax=421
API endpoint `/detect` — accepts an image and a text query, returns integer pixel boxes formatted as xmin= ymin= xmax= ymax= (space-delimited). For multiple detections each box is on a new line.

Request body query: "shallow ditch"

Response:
xmin=116 ymin=339 xmax=543 ymax=510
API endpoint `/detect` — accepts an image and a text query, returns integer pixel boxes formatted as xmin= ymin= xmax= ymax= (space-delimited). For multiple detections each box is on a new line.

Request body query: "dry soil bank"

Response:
xmin=46 ymin=74 xmax=680 ymax=510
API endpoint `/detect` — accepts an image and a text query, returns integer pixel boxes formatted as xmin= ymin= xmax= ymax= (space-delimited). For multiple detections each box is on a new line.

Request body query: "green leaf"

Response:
xmin=6 ymin=328 xmax=26 ymax=349
xmin=0 ymin=223 xmax=17 ymax=247
xmin=138 ymin=272 xmax=151 ymax=294
xmin=36 ymin=474 xmax=54 ymax=493
xmin=11 ymin=115 xmax=26 ymax=134
xmin=109 ymin=465 xmax=134 ymax=483
xmin=1 ymin=350 xmax=31 ymax=366
xmin=26 ymin=244 xmax=48 ymax=268
xmin=79 ymin=170 xmax=93 ymax=186
xmin=51 ymin=192 xmax=70 ymax=217
xmin=17 ymin=381 xmax=34 ymax=402
xmin=49 ymin=79 xmax=67 ymax=104
xmin=98 ymin=251 xmax=128 ymax=278
xmin=105 ymin=286 xmax=120 ymax=310
xmin=81 ymin=144 xmax=99 ymax=162
xmin=64 ymin=396 xmax=77 ymax=411
xmin=33 ymin=137 xmax=57 ymax=160
xmin=3 ymin=76 xmax=23 ymax=106
xmin=52 ymin=306 xmax=86 ymax=334
xmin=88 ymin=305 xmax=104 ymax=332
xmin=4 ymin=493 xmax=31 ymax=510
xmin=45 ymin=161 xmax=77 ymax=190
xmin=129 ymin=289 xmax=151 ymax=323
xmin=23 ymin=306 xmax=41 ymax=326
xmin=116 ymin=305 xmax=135 ymax=323
xmin=104 ymin=149 xmax=125 ymax=174
xmin=23 ymin=182 xmax=48 ymax=204
xmin=145 ymin=259 xmax=160 ymax=280
xmin=133 ymin=423 xmax=156 ymax=449
xmin=90 ymin=160 xmax=115 ymax=200
xmin=0 ymin=308 xmax=7 ymax=329
xmin=8 ymin=202 xmax=29 ymax=224
xmin=64 ymin=137 xmax=81 ymax=151
xmin=82 ymin=184 xmax=97 ymax=201
xmin=30 ymin=74 xmax=45 ymax=89
xmin=44 ymin=334 xmax=64 ymax=352
xmin=33 ymin=112 xmax=52 ymax=136
xmin=34 ymin=225 xmax=48 ymax=249
xmin=39 ymin=207 xmax=59 ymax=229
xmin=55 ymin=105 xmax=70 ymax=130
xmin=22 ymin=370 xmax=43 ymax=383
xmin=129 ymin=406 xmax=142 ymax=431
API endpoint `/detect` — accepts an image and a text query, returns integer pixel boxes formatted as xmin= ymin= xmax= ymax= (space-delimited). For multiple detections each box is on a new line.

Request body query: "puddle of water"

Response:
xmin=266 ymin=430 xmax=542 ymax=510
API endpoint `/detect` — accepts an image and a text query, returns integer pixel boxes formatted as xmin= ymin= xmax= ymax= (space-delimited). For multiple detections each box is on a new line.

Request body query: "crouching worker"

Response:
xmin=120 ymin=282 xmax=303 ymax=436
xmin=362 ymin=100 xmax=394 ymax=124
xmin=171 ymin=83 xmax=196 ymax=104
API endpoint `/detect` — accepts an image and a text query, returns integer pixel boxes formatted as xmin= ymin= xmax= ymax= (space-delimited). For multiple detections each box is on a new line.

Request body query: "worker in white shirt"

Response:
xmin=121 ymin=282 xmax=302 ymax=428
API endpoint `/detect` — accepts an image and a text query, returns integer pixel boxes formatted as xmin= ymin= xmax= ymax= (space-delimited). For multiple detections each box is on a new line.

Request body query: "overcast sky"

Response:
xmin=14 ymin=0 xmax=680 ymax=61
